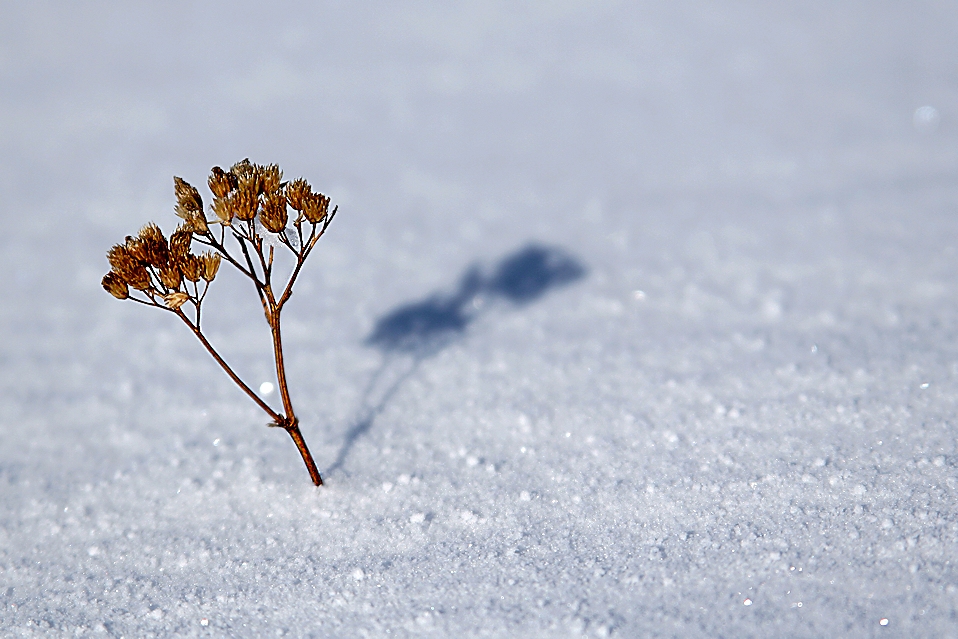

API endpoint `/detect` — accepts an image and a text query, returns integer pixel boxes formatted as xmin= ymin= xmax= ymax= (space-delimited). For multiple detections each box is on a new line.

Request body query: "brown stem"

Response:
xmin=270 ymin=312 xmax=294 ymax=418
xmin=175 ymin=311 xmax=282 ymax=423
xmin=197 ymin=230 xmax=257 ymax=283
xmin=285 ymin=418 xmax=323 ymax=486
xmin=184 ymin=215 xmax=326 ymax=487
xmin=269 ymin=308 xmax=323 ymax=486
xmin=278 ymin=227 xmax=318 ymax=309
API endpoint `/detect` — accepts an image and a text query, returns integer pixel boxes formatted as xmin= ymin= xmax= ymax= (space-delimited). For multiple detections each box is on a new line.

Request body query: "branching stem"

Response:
xmin=174 ymin=309 xmax=281 ymax=423
xmin=104 ymin=161 xmax=332 ymax=487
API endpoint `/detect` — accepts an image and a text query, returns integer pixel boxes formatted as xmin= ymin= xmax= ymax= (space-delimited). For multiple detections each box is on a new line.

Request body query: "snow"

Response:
xmin=3 ymin=2 xmax=958 ymax=636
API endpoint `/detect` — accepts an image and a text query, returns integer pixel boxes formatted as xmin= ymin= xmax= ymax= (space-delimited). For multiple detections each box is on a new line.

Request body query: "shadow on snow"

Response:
xmin=327 ymin=243 xmax=586 ymax=474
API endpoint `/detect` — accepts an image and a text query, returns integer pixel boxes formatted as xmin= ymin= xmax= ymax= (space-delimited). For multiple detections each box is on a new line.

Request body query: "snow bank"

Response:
xmin=2 ymin=2 xmax=958 ymax=636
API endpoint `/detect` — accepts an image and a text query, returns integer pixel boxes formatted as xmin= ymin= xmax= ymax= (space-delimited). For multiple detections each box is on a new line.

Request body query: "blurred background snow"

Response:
xmin=3 ymin=1 xmax=958 ymax=636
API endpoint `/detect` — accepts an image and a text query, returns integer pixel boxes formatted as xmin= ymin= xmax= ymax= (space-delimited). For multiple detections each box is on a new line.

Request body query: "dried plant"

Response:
xmin=102 ymin=160 xmax=337 ymax=486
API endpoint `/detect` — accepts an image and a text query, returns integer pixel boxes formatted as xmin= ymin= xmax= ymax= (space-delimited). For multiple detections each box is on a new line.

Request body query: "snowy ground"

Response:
xmin=3 ymin=2 xmax=958 ymax=637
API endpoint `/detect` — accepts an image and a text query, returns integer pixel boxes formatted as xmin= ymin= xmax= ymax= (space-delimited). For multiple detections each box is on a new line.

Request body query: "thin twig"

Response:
xmin=175 ymin=309 xmax=281 ymax=423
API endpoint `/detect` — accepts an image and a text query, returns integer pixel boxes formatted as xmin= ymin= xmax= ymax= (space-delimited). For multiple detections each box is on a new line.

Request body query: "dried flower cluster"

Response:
xmin=102 ymin=160 xmax=337 ymax=486
xmin=103 ymin=223 xmax=220 ymax=311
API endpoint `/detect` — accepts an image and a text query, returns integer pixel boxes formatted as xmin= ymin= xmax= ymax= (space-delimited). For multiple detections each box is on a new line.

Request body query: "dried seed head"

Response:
xmin=230 ymin=158 xmax=255 ymax=180
xmin=179 ymin=254 xmax=203 ymax=282
xmin=286 ymin=178 xmax=310 ymax=211
xmin=137 ymin=223 xmax=169 ymax=267
xmin=208 ymin=166 xmax=237 ymax=198
xmin=231 ymin=159 xmax=263 ymax=197
xmin=159 ymin=265 xmax=182 ymax=289
xmin=108 ymin=243 xmax=137 ymax=273
xmin=211 ymin=195 xmax=233 ymax=225
xmin=201 ymin=252 xmax=221 ymax=281
xmin=260 ymin=191 xmax=288 ymax=233
xmin=139 ymin=223 xmax=163 ymax=242
xmin=186 ymin=211 xmax=209 ymax=234
xmin=169 ymin=228 xmax=192 ymax=259
xmin=107 ymin=244 xmax=152 ymax=290
xmin=260 ymin=164 xmax=282 ymax=195
xmin=232 ymin=185 xmax=259 ymax=221
xmin=302 ymin=192 xmax=330 ymax=224
xmin=174 ymin=177 xmax=204 ymax=217
xmin=119 ymin=263 xmax=151 ymax=291
xmin=124 ymin=236 xmax=149 ymax=263
xmin=163 ymin=292 xmax=190 ymax=310
xmin=101 ymin=271 xmax=129 ymax=299
xmin=128 ymin=265 xmax=152 ymax=291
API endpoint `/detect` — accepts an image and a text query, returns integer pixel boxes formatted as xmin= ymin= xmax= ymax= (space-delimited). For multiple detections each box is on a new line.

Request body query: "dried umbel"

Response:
xmin=102 ymin=160 xmax=338 ymax=486
xmin=102 ymin=271 xmax=129 ymax=299
xmin=174 ymin=178 xmax=208 ymax=233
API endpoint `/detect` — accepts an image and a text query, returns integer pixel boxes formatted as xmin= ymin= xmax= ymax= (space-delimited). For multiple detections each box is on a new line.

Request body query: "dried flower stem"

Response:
xmin=175 ymin=309 xmax=281 ymax=423
xmin=103 ymin=160 xmax=337 ymax=486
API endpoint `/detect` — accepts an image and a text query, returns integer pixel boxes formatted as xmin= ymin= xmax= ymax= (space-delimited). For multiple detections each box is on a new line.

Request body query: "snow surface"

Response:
xmin=3 ymin=2 xmax=958 ymax=637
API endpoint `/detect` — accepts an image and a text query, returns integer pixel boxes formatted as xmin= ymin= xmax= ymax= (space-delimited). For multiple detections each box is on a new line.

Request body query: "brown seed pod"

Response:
xmin=231 ymin=159 xmax=263 ymax=198
xmin=286 ymin=178 xmax=310 ymax=211
xmin=179 ymin=254 xmax=203 ymax=282
xmin=201 ymin=252 xmax=222 ymax=281
xmin=139 ymin=223 xmax=164 ymax=243
xmin=208 ymin=166 xmax=237 ymax=198
xmin=163 ymin=292 xmax=190 ymax=310
xmin=137 ymin=224 xmax=170 ymax=267
xmin=169 ymin=228 xmax=192 ymax=260
xmin=101 ymin=271 xmax=129 ymax=299
xmin=230 ymin=158 xmax=255 ymax=180
xmin=108 ymin=243 xmax=137 ymax=272
xmin=174 ymin=177 xmax=203 ymax=217
xmin=232 ymin=185 xmax=259 ymax=221
xmin=144 ymin=240 xmax=169 ymax=267
xmin=187 ymin=211 xmax=209 ymax=234
xmin=107 ymin=244 xmax=152 ymax=290
xmin=260 ymin=164 xmax=282 ymax=196
xmin=124 ymin=236 xmax=149 ymax=263
xmin=159 ymin=265 xmax=182 ymax=289
xmin=260 ymin=191 xmax=288 ymax=234
xmin=211 ymin=195 xmax=233 ymax=225
xmin=126 ymin=264 xmax=152 ymax=291
xmin=302 ymin=192 xmax=330 ymax=224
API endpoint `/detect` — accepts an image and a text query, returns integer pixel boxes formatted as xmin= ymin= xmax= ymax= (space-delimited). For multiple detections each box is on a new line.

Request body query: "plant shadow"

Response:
xmin=327 ymin=244 xmax=586 ymax=474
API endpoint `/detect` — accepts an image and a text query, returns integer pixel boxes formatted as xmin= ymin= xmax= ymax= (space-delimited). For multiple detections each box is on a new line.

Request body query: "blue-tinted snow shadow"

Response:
xmin=327 ymin=244 xmax=586 ymax=474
